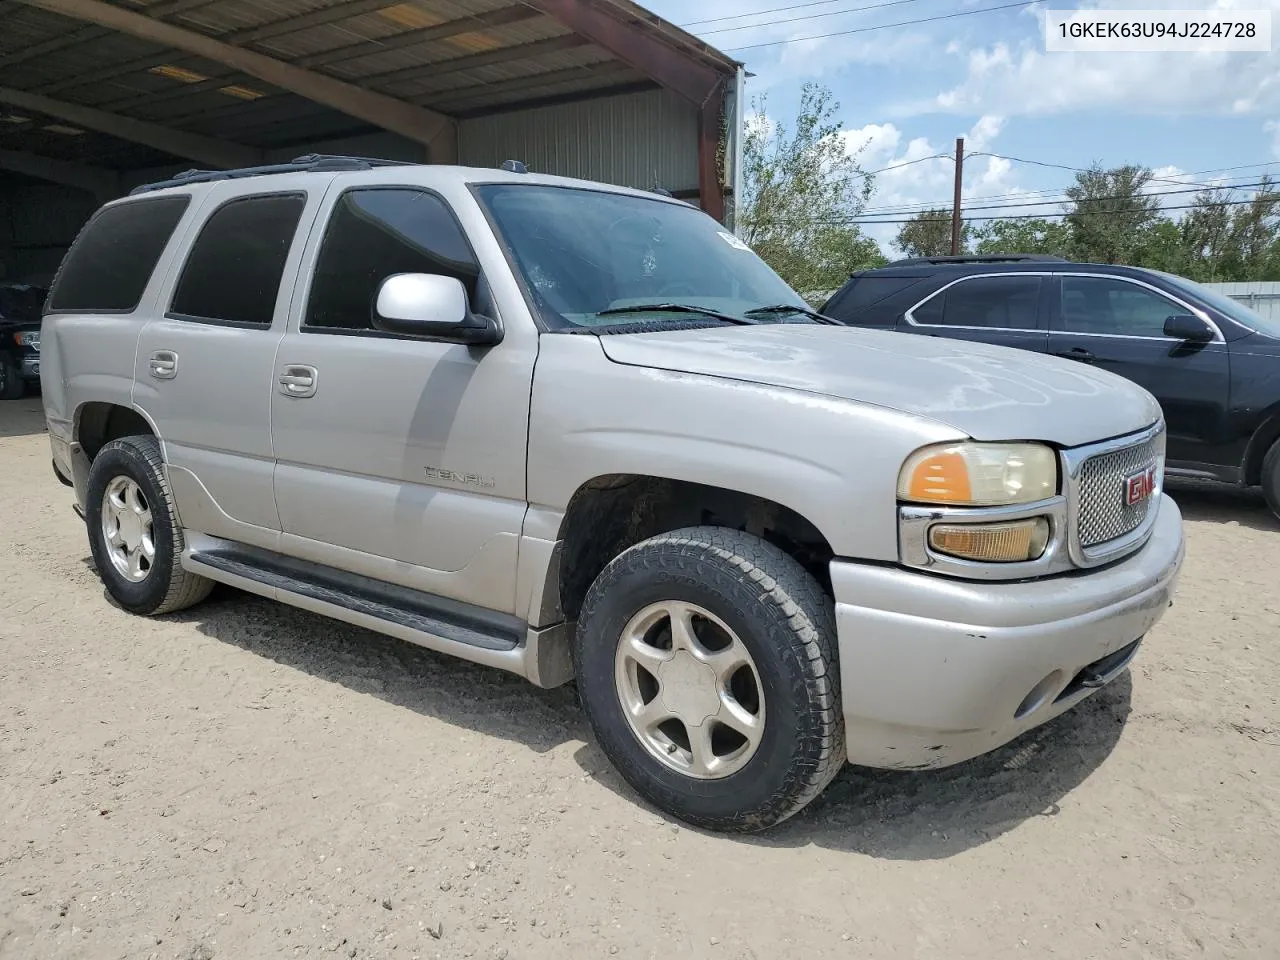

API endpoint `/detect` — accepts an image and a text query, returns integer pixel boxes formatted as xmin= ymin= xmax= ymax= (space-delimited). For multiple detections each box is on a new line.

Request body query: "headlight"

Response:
xmin=898 ymin=441 xmax=1057 ymax=506
xmin=14 ymin=331 xmax=39 ymax=348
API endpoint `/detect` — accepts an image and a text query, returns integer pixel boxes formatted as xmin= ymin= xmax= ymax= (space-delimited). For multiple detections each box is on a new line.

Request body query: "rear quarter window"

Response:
xmin=46 ymin=195 xmax=191 ymax=314
xmin=824 ymin=275 xmax=929 ymax=324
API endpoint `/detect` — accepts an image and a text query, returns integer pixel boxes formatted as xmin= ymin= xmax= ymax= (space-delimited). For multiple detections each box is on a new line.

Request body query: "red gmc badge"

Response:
xmin=1124 ymin=463 xmax=1158 ymax=506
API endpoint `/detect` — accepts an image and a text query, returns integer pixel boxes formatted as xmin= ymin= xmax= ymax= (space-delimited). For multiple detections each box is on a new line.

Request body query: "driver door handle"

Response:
xmin=278 ymin=364 xmax=318 ymax=398
xmin=1054 ymin=346 xmax=1095 ymax=364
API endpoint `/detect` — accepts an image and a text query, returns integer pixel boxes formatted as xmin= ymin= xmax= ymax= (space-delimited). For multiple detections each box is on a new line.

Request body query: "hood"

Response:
xmin=598 ymin=324 xmax=1161 ymax=448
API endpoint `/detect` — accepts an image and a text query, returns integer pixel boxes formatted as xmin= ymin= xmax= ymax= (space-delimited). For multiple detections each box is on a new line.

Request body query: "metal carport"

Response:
xmin=0 ymin=0 xmax=744 ymax=286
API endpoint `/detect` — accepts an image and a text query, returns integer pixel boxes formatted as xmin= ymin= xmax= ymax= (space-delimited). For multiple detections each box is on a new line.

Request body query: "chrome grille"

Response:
xmin=1075 ymin=431 xmax=1165 ymax=549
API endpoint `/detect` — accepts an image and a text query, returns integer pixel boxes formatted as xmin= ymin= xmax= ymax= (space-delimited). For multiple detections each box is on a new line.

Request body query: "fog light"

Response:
xmin=928 ymin=518 xmax=1050 ymax=563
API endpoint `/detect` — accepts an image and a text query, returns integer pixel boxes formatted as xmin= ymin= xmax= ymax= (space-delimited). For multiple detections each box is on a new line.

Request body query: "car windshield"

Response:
xmin=473 ymin=183 xmax=811 ymax=330
xmin=1154 ymin=271 xmax=1280 ymax=338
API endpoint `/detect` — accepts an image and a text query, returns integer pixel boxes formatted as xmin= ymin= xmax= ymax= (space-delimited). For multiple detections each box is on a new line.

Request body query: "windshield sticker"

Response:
xmin=718 ymin=230 xmax=751 ymax=251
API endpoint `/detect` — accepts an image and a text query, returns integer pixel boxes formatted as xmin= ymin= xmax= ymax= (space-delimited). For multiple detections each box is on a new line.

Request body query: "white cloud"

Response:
xmin=911 ymin=0 xmax=1280 ymax=120
xmin=1268 ymin=121 xmax=1280 ymax=159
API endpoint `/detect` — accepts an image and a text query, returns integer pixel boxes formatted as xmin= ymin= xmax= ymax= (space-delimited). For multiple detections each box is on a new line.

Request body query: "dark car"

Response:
xmin=0 ymin=283 xmax=45 ymax=399
xmin=821 ymin=254 xmax=1280 ymax=519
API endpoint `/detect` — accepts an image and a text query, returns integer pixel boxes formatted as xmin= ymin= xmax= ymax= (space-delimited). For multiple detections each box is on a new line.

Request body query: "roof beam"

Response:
xmin=370 ymin=35 xmax=590 ymax=90
xmin=33 ymin=0 xmax=398 ymax=95
xmin=15 ymin=0 xmax=457 ymax=154
xmin=0 ymin=148 xmax=119 ymax=200
xmin=428 ymin=62 xmax=638 ymax=109
xmin=0 ymin=0 xmax=215 ymax=71
xmin=97 ymin=4 xmax=544 ymax=114
xmin=0 ymin=85 xmax=262 ymax=168
xmin=520 ymin=0 xmax=724 ymax=106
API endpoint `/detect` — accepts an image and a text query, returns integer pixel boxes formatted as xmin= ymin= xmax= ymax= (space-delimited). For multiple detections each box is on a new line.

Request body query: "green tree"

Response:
xmin=739 ymin=82 xmax=883 ymax=295
xmin=1064 ymin=164 xmax=1162 ymax=264
xmin=895 ymin=208 xmax=968 ymax=258
xmin=971 ymin=217 xmax=1072 ymax=257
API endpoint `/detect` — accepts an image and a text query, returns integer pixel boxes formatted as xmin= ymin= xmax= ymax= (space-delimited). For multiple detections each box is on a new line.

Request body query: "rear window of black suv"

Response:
xmin=47 ymin=195 xmax=191 ymax=314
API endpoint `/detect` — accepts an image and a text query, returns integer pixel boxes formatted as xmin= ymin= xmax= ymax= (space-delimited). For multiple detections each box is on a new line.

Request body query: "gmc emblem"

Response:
xmin=1124 ymin=464 xmax=1158 ymax=506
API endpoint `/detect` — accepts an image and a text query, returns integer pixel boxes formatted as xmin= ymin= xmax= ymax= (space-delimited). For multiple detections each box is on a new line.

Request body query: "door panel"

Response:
xmin=133 ymin=180 xmax=321 ymax=545
xmin=1048 ymin=274 xmax=1231 ymax=463
xmin=269 ymin=185 xmax=534 ymax=614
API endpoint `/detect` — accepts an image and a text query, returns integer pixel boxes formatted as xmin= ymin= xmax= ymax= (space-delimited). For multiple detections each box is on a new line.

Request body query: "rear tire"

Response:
xmin=573 ymin=526 xmax=844 ymax=833
xmin=0 ymin=354 xmax=22 ymax=400
xmin=85 ymin=434 xmax=213 ymax=615
xmin=1262 ymin=439 xmax=1280 ymax=523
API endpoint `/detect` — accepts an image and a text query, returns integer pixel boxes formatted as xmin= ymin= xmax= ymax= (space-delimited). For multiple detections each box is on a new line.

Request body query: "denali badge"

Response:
xmin=1124 ymin=463 xmax=1158 ymax=506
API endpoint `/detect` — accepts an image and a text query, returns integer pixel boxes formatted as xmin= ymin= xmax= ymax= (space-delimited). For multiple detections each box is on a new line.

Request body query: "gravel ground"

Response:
xmin=2 ymin=394 xmax=1278 ymax=960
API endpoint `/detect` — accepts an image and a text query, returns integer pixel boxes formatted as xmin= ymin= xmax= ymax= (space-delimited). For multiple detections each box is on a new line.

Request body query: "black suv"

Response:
xmin=820 ymin=255 xmax=1280 ymax=519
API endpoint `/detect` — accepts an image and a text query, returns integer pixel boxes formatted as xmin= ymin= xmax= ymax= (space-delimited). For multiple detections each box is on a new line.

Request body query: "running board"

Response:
xmin=181 ymin=533 xmax=572 ymax=688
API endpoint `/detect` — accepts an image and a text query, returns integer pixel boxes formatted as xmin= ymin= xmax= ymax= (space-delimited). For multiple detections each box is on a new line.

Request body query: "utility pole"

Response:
xmin=950 ymin=137 xmax=965 ymax=255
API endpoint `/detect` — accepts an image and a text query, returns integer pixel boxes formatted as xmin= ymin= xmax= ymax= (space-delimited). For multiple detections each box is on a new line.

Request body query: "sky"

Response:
xmin=639 ymin=0 xmax=1280 ymax=252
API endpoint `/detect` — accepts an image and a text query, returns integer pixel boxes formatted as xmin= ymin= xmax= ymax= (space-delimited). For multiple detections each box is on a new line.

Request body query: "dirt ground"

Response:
xmin=1 ymin=394 xmax=1278 ymax=960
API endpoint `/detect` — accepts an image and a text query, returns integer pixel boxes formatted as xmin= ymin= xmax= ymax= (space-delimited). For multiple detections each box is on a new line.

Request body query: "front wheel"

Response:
xmin=573 ymin=526 xmax=845 ymax=833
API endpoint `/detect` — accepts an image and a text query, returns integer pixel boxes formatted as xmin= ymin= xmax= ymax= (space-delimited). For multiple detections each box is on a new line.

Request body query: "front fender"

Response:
xmin=526 ymin=335 xmax=966 ymax=562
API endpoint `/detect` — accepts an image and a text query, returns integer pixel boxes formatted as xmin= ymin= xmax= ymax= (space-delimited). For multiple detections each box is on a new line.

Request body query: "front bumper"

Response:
xmin=831 ymin=493 xmax=1184 ymax=770
xmin=21 ymin=355 xmax=39 ymax=380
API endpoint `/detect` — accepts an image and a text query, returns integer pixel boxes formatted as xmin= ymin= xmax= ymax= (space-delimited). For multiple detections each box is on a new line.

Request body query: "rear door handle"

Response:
xmin=278 ymin=364 xmax=318 ymax=398
xmin=1054 ymin=346 xmax=1095 ymax=363
xmin=149 ymin=350 xmax=178 ymax=379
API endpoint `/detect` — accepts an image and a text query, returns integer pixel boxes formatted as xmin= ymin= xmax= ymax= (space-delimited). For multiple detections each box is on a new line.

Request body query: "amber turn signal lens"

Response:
xmin=928 ymin=518 xmax=1050 ymax=563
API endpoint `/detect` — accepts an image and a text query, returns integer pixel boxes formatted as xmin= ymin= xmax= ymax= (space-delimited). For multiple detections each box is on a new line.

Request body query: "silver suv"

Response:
xmin=41 ymin=155 xmax=1185 ymax=832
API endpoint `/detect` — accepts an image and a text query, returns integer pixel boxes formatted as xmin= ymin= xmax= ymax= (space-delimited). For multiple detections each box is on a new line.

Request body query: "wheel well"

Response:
xmin=556 ymin=475 xmax=835 ymax=621
xmin=1243 ymin=411 xmax=1280 ymax=486
xmin=76 ymin=402 xmax=154 ymax=461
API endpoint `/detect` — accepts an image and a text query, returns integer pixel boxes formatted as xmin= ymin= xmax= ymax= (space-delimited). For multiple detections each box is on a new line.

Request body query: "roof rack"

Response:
xmin=885 ymin=253 xmax=1072 ymax=267
xmin=129 ymin=153 xmax=416 ymax=195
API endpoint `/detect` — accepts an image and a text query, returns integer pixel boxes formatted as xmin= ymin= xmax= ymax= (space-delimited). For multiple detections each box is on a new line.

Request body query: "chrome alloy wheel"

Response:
xmin=613 ymin=600 xmax=766 ymax=780
xmin=101 ymin=476 xmax=155 ymax=582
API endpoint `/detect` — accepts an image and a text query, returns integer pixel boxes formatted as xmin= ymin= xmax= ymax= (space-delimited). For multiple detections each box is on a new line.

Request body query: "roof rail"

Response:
xmin=886 ymin=253 xmax=1072 ymax=267
xmin=128 ymin=153 xmax=416 ymax=195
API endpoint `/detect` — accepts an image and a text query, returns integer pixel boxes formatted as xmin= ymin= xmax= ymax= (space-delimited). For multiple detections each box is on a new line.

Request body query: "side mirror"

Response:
xmin=1163 ymin=313 xmax=1214 ymax=343
xmin=373 ymin=273 xmax=502 ymax=345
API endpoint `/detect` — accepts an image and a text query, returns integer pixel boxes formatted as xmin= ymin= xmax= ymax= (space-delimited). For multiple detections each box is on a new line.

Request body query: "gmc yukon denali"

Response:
xmin=40 ymin=155 xmax=1185 ymax=832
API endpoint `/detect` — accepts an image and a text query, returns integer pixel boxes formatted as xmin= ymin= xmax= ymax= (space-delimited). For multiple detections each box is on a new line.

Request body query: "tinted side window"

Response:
xmin=170 ymin=193 xmax=306 ymax=326
xmin=305 ymin=188 xmax=479 ymax=332
xmin=825 ymin=276 xmax=927 ymax=324
xmin=915 ymin=275 xmax=1042 ymax=329
xmin=1060 ymin=277 xmax=1180 ymax=336
xmin=47 ymin=196 xmax=190 ymax=313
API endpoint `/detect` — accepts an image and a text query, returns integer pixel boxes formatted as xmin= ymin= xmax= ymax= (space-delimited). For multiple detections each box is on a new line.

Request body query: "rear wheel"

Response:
xmin=85 ymin=434 xmax=213 ymax=615
xmin=1262 ymin=439 xmax=1280 ymax=522
xmin=573 ymin=526 xmax=844 ymax=833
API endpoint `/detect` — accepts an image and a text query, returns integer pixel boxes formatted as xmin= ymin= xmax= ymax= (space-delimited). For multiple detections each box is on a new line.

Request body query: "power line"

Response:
xmin=857 ymin=177 xmax=1276 ymax=217
xmin=680 ymin=0 xmax=921 ymax=29
xmin=724 ymin=0 xmax=1043 ymax=53
xmin=847 ymin=196 xmax=1274 ymax=225
xmin=697 ymin=0 xmax=931 ymax=36
xmin=853 ymin=161 xmax=1280 ymax=217
xmin=965 ymin=151 xmax=1278 ymax=191
xmin=862 ymin=153 xmax=952 ymax=176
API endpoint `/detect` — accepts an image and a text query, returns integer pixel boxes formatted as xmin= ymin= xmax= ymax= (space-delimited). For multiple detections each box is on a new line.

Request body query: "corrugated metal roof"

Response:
xmin=0 ymin=0 xmax=738 ymax=168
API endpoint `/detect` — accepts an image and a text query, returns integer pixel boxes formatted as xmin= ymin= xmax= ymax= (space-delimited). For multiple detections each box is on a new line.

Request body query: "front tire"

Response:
xmin=573 ymin=526 xmax=845 ymax=833
xmin=1262 ymin=439 xmax=1280 ymax=522
xmin=85 ymin=435 xmax=213 ymax=615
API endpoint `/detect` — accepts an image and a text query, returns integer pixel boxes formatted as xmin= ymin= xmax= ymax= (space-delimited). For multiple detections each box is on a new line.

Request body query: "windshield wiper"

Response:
xmin=596 ymin=303 xmax=759 ymax=325
xmin=743 ymin=304 xmax=842 ymax=325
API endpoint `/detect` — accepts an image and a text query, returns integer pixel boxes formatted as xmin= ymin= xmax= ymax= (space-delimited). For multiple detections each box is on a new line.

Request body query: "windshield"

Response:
xmin=1154 ymin=271 xmax=1280 ymax=338
xmin=473 ymin=183 xmax=810 ymax=329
